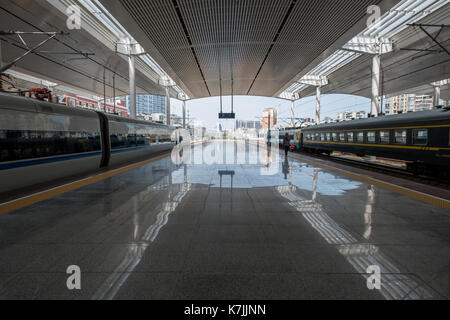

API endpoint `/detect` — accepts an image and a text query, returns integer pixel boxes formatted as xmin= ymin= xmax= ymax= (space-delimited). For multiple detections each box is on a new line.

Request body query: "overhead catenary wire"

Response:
xmin=0 ymin=5 xmax=158 ymax=97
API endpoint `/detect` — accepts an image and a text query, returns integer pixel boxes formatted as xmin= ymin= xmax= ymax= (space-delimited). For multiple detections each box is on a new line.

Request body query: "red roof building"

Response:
xmin=59 ymin=94 xmax=129 ymax=118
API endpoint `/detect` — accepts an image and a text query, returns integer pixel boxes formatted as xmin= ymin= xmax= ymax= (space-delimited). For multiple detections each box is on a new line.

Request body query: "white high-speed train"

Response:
xmin=0 ymin=93 xmax=186 ymax=194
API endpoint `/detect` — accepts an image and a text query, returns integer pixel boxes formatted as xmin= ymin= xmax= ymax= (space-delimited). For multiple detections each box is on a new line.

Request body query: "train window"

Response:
xmin=380 ymin=131 xmax=390 ymax=144
xmin=339 ymin=133 xmax=345 ymax=142
xmin=394 ymin=130 xmax=407 ymax=144
xmin=347 ymin=132 xmax=354 ymax=142
xmin=315 ymin=133 xmax=320 ymax=141
xmin=413 ymin=129 xmax=427 ymax=146
xmin=326 ymin=133 xmax=331 ymax=141
xmin=110 ymin=133 xmax=138 ymax=149
xmin=0 ymin=130 xmax=101 ymax=163
xmin=159 ymin=133 xmax=171 ymax=143
xmin=356 ymin=132 xmax=364 ymax=143
xmin=320 ymin=133 xmax=326 ymax=141
xmin=136 ymin=134 xmax=147 ymax=146
xmin=332 ymin=133 xmax=338 ymax=141
xmin=367 ymin=132 xmax=376 ymax=143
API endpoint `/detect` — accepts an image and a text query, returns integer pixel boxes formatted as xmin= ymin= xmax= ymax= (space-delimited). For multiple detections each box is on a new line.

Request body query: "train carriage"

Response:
xmin=300 ymin=108 xmax=450 ymax=175
xmin=0 ymin=93 xmax=177 ymax=195
xmin=106 ymin=114 xmax=175 ymax=167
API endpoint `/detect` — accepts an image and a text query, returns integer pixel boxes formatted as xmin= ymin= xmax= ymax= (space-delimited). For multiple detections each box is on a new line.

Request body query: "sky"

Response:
xmin=170 ymin=94 xmax=372 ymax=129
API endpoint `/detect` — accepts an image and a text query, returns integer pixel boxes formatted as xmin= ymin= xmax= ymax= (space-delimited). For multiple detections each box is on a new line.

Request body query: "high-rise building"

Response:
xmin=414 ymin=95 xmax=434 ymax=112
xmin=124 ymin=94 xmax=166 ymax=116
xmin=385 ymin=94 xmax=433 ymax=115
xmin=262 ymin=108 xmax=277 ymax=129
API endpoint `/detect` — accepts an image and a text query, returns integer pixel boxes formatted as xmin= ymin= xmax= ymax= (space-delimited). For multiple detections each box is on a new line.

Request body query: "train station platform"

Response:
xmin=0 ymin=141 xmax=448 ymax=300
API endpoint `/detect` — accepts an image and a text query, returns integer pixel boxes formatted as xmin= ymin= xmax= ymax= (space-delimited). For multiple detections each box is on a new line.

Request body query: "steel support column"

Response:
xmin=315 ymin=86 xmax=321 ymax=125
xmin=182 ymin=99 xmax=186 ymax=128
xmin=371 ymin=54 xmax=381 ymax=117
xmin=434 ymin=85 xmax=441 ymax=107
xmin=128 ymin=54 xmax=136 ymax=119
xmin=291 ymin=100 xmax=295 ymax=127
xmin=165 ymin=86 xmax=171 ymax=126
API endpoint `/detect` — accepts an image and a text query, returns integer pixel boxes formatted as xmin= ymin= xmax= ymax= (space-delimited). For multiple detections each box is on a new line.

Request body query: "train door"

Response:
xmin=96 ymin=112 xmax=111 ymax=168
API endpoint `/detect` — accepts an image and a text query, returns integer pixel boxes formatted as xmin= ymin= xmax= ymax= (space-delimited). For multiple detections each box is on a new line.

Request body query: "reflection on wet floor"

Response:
xmin=277 ymin=170 xmax=436 ymax=299
xmin=0 ymin=141 xmax=448 ymax=300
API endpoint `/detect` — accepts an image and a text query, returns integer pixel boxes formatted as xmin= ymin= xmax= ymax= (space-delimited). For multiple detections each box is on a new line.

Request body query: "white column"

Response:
xmin=315 ymin=86 xmax=321 ymax=125
xmin=434 ymin=85 xmax=441 ymax=107
xmin=291 ymin=99 xmax=295 ymax=127
xmin=182 ymin=99 xmax=186 ymax=128
xmin=128 ymin=54 xmax=136 ymax=119
xmin=371 ymin=54 xmax=381 ymax=117
xmin=165 ymin=86 xmax=171 ymax=126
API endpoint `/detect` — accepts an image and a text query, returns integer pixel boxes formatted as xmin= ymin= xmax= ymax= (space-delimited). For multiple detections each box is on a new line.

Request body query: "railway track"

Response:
xmin=293 ymin=150 xmax=450 ymax=189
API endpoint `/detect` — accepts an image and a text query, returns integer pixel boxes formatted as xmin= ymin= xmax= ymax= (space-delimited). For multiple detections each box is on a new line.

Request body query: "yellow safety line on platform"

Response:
xmin=289 ymin=153 xmax=450 ymax=211
xmin=0 ymin=153 xmax=170 ymax=216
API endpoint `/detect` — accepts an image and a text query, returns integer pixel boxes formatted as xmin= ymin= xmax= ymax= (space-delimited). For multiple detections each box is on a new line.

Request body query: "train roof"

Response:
xmin=0 ymin=92 xmax=99 ymax=119
xmin=0 ymin=93 xmax=173 ymax=128
xmin=302 ymin=109 xmax=450 ymax=132
xmin=105 ymin=113 xmax=175 ymax=128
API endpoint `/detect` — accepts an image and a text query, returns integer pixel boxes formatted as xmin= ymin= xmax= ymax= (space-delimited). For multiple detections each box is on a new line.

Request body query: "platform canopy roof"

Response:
xmin=99 ymin=0 xmax=402 ymax=99
xmin=2 ymin=0 xmax=447 ymax=102
xmin=283 ymin=0 xmax=450 ymax=101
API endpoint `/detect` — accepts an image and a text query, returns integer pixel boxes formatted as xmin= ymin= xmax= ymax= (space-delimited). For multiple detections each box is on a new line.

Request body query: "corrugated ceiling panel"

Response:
xmin=116 ymin=0 xmax=388 ymax=98
xmin=178 ymin=0 xmax=293 ymax=96
xmin=250 ymin=0 xmax=383 ymax=96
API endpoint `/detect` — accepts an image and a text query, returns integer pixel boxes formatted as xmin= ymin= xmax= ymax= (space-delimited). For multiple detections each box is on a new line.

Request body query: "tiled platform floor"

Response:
xmin=0 ymin=141 xmax=448 ymax=300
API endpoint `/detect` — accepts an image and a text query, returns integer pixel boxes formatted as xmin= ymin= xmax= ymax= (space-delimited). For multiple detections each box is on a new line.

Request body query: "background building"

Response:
xmin=337 ymin=111 xmax=366 ymax=122
xmin=385 ymin=94 xmax=433 ymax=115
xmin=171 ymin=114 xmax=183 ymax=127
xmin=151 ymin=113 xmax=165 ymax=123
xmin=262 ymin=108 xmax=277 ymax=129
xmin=58 ymin=94 xmax=128 ymax=117
xmin=414 ymin=95 xmax=435 ymax=112
xmin=235 ymin=120 xmax=262 ymax=130
xmin=124 ymin=94 xmax=166 ymax=116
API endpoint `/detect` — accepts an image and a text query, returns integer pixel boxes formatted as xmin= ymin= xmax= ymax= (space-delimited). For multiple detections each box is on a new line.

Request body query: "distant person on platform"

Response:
xmin=283 ymin=133 xmax=291 ymax=157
